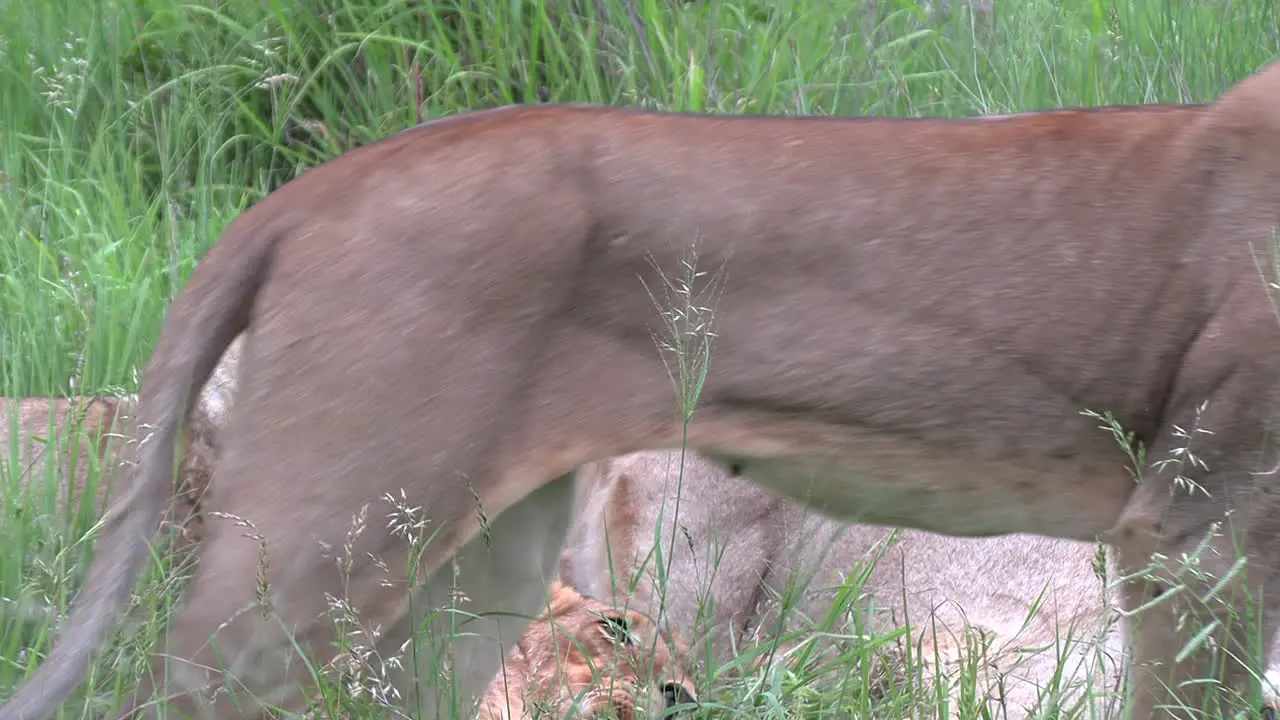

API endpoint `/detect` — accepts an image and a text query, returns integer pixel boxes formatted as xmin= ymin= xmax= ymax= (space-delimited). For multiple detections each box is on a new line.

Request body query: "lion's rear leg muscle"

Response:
xmin=121 ymin=507 xmax=344 ymax=717
xmin=123 ymin=460 xmax=573 ymax=720
xmin=117 ymin=380 xmax=567 ymax=716
xmin=121 ymin=312 xmax=680 ymax=719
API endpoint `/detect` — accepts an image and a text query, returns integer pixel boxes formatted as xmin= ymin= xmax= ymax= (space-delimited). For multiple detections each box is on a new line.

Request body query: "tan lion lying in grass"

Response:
xmin=563 ymin=449 xmax=1280 ymax=719
xmin=479 ymin=580 xmax=698 ymax=720
xmin=1 ymin=393 xmax=219 ymax=548
xmin=1 ymin=337 xmax=240 ymax=543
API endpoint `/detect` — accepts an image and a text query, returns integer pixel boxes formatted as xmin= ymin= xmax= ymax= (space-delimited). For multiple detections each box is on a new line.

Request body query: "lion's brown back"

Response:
xmin=204 ymin=79 xmax=1280 ymax=542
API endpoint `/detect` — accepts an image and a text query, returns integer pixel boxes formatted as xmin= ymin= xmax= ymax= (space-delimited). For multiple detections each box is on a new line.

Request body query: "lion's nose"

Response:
xmin=662 ymin=682 xmax=696 ymax=710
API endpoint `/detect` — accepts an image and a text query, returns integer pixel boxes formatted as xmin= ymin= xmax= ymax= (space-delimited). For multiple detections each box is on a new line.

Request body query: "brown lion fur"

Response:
xmin=478 ymin=580 xmax=697 ymax=720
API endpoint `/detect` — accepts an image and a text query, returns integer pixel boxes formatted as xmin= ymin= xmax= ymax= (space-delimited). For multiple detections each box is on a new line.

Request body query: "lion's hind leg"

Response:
xmin=382 ymin=472 xmax=576 ymax=719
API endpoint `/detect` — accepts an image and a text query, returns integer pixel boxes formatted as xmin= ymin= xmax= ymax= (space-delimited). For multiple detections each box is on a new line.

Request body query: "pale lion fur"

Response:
xmin=564 ymin=450 xmax=1280 ymax=718
xmin=1 ymin=342 xmax=237 ymax=633
xmin=1 ymin=393 xmax=219 ymax=548
xmin=4 ymin=59 xmax=1280 ymax=720
xmin=478 ymin=580 xmax=697 ymax=720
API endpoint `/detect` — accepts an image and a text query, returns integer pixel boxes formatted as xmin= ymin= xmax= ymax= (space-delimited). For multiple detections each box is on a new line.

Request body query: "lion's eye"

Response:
xmin=598 ymin=614 xmax=636 ymax=647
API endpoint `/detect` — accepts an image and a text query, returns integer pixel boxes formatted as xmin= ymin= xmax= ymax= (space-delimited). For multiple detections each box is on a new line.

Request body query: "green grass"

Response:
xmin=1 ymin=0 xmax=1279 ymax=717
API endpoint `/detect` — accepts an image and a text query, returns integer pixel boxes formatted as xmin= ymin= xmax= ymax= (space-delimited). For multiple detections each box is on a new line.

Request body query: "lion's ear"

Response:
xmin=597 ymin=612 xmax=636 ymax=647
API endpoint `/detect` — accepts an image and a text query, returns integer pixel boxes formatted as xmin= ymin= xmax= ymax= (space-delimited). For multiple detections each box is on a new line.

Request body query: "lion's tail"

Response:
xmin=0 ymin=210 xmax=282 ymax=720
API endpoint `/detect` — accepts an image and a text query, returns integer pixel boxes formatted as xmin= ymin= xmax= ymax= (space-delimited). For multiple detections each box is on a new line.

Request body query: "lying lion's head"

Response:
xmin=479 ymin=580 xmax=698 ymax=719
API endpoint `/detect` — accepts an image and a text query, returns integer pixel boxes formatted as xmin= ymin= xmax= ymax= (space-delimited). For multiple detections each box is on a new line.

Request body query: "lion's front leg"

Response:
xmin=1111 ymin=407 xmax=1280 ymax=719
xmin=1116 ymin=527 xmax=1278 ymax=719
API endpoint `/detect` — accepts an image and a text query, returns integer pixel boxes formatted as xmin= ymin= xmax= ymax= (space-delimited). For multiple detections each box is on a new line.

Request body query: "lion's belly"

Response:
xmin=692 ymin=421 xmax=1134 ymax=543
